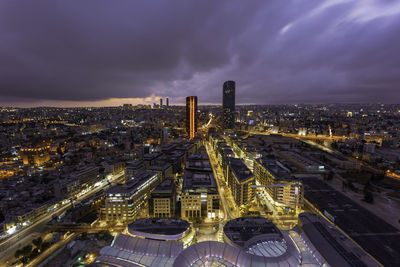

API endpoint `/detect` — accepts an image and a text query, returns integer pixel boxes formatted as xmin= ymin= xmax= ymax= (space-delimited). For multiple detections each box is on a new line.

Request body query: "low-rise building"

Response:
xmin=253 ymin=159 xmax=303 ymax=213
xmin=102 ymin=171 xmax=160 ymax=222
xmin=148 ymin=178 xmax=176 ymax=217
xmin=20 ymin=145 xmax=50 ymax=166
xmin=181 ymin=151 xmax=220 ymax=219
xmin=125 ymin=160 xmax=146 ymax=178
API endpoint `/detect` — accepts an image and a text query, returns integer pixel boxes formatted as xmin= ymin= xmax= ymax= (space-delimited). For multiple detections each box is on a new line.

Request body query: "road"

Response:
xmin=205 ymin=142 xmax=237 ymax=220
xmin=26 ymin=233 xmax=78 ymax=267
xmin=0 ymin=171 xmax=124 ymax=264
xmin=249 ymin=130 xmax=346 ymax=142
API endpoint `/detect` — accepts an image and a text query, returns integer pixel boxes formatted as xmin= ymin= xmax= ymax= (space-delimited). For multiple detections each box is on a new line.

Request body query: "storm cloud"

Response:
xmin=0 ymin=0 xmax=400 ymax=105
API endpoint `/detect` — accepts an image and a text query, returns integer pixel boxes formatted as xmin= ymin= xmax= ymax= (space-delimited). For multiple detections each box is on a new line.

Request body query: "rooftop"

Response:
xmin=224 ymin=217 xmax=281 ymax=247
xmin=228 ymin=157 xmax=254 ymax=183
xmin=256 ymin=158 xmax=293 ymax=180
xmin=151 ymin=178 xmax=175 ymax=194
xmin=182 ymin=171 xmax=217 ymax=191
xmin=106 ymin=170 xmax=157 ymax=195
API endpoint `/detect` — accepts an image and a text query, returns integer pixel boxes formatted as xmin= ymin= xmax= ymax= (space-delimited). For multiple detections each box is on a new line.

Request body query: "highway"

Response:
xmin=0 ymin=171 xmax=124 ymax=265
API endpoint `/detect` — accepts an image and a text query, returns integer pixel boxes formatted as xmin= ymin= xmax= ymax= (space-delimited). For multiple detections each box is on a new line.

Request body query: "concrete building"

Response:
xmin=103 ymin=171 xmax=160 ymax=222
xmin=222 ymin=80 xmax=235 ymax=130
xmin=20 ymin=145 xmax=50 ymax=166
xmin=181 ymin=151 xmax=220 ymax=219
xmin=125 ymin=160 xmax=146 ymax=178
xmin=226 ymin=157 xmax=255 ymax=207
xmin=149 ymin=178 xmax=176 ymax=218
xmin=253 ymin=159 xmax=303 ymax=213
xmin=127 ymin=218 xmax=194 ymax=247
xmin=54 ymin=166 xmax=100 ymax=199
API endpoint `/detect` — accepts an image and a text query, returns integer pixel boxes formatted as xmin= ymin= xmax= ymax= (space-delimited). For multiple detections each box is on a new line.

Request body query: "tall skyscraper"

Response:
xmin=160 ymin=98 xmax=163 ymax=107
xmin=223 ymin=80 xmax=235 ymax=130
xmin=166 ymin=97 xmax=169 ymax=107
xmin=186 ymin=96 xmax=198 ymax=139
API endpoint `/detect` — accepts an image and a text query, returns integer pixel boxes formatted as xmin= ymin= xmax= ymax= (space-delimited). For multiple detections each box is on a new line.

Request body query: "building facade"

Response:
xmin=148 ymin=178 xmax=176 ymax=217
xmin=20 ymin=146 xmax=50 ymax=166
xmin=181 ymin=150 xmax=220 ymax=219
xmin=253 ymin=159 xmax=303 ymax=213
xmin=226 ymin=157 xmax=255 ymax=207
xmin=223 ymin=80 xmax=235 ymax=130
xmin=185 ymin=96 xmax=198 ymax=139
xmin=103 ymin=171 xmax=160 ymax=222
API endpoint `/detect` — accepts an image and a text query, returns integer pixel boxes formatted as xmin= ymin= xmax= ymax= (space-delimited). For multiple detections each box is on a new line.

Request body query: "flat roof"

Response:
xmin=182 ymin=170 xmax=217 ymax=191
xmin=148 ymin=161 xmax=172 ymax=172
xmin=299 ymin=212 xmax=368 ymax=267
xmin=151 ymin=178 xmax=175 ymax=194
xmin=106 ymin=170 xmax=157 ymax=195
xmin=224 ymin=217 xmax=281 ymax=247
xmin=255 ymin=158 xmax=295 ymax=180
xmin=228 ymin=158 xmax=254 ymax=183
xmin=126 ymin=160 xmax=145 ymax=169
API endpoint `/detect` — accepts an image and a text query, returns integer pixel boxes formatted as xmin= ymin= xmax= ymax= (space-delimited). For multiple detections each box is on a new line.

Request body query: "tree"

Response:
xmin=0 ymin=210 xmax=4 ymax=222
xmin=21 ymin=244 xmax=32 ymax=256
xmin=15 ymin=249 xmax=22 ymax=259
xmin=30 ymin=248 xmax=40 ymax=259
xmin=32 ymin=237 xmax=43 ymax=249
xmin=41 ymin=242 xmax=51 ymax=251
xmin=363 ymin=190 xmax=374 ymax=203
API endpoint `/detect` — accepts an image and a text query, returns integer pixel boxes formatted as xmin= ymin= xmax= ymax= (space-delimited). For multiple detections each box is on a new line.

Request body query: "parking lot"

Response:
xmin=302 ymin=177 xmax=400 ymax=266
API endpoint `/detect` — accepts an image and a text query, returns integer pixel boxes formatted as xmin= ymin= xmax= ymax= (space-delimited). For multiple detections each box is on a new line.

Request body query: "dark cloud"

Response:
xmin=0 ymin=0 xmax=399 ymax=105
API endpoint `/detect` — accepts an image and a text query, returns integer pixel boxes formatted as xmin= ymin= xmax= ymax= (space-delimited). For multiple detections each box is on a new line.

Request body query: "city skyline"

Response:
xmin=1 ymin=0 xmax=400 ymax=107
xmin=1 ymin=1 xmax=400 ymax=266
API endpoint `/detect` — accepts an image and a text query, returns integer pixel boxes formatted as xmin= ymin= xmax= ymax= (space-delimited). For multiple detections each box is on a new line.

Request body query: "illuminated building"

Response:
xmin=20 ymin=146 xmax=50 ymax=166
xmin=253 ymin=159 xmax=303 ymax=213
xmin=226 ymin=157 xmax=255 ymax=207
xmin=0 ymin=165 xmax=17 ymax=179
xmin=148 ymin=178 xmax=176 ymax=217
xmin=185 ymin=96 xmax=198 ymax=139
xmin=223 ymin=80 xmax=235 ymax=130
xmin=54 ymin=166 xmax=100 ymax=198
xmin=181 ymin=151 xmax=220 ymax=219
xmin=103 ymin=171 xmax=160 ymax=222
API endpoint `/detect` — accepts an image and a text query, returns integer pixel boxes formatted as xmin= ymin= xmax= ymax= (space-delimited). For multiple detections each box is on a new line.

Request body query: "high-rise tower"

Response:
xmin=223 ymin=80 xmax=235 ymax=130
xmin=160 ymin=98 xmax=163 ymax=107
xmin=186 ymin=96 xmax=198 ymax=139
xmin=166 ymin=97 xmax=169 ymax=107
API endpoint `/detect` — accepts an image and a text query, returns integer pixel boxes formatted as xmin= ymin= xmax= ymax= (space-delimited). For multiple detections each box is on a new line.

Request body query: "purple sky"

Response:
xmin=1 ymin=0 xmax=400 ymax=107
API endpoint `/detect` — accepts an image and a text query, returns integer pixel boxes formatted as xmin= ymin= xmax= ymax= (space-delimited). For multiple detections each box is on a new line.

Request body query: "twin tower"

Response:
xmin=186 ymin=80 xmax=236 ymax=139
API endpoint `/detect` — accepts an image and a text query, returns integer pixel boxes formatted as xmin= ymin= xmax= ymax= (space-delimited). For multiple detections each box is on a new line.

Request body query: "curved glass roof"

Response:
xmin=246 ymin=240 xmax=287 ymax=257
